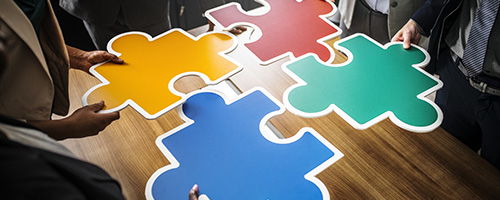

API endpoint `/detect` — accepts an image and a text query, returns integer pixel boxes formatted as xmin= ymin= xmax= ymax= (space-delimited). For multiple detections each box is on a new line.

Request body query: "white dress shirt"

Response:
xmin=365 ymin=0 xmax=390 ymax=14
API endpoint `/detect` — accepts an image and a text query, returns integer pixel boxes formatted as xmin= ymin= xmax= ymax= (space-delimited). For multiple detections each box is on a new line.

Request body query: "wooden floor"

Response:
xmin=60 ymin=26 xmax=500 ymax=199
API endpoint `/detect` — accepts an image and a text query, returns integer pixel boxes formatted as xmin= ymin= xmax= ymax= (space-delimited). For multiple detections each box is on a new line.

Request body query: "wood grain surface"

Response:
xmin=59 ymin=27 xmax=500 ymax=199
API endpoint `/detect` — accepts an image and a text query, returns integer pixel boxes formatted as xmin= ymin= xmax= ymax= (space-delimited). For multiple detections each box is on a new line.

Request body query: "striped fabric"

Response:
xmin=462 ymin=0 xmax=500 ymax=77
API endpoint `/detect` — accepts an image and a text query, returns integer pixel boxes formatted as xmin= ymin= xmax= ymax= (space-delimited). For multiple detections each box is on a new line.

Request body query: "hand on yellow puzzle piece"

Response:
xmin=83 ymin=29 xmax=242 ymax=119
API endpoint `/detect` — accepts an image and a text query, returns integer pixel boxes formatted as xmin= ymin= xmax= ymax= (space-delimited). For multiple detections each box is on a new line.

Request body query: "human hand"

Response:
xmin=189 ymin=184 xmax=200 ymax=200
xmin=208 ymin=20 xmax=247 ymax=35
xmin=228 ymin=26 xmax=247 ymax=34
xmin=30 ymin=101 xmax=120 ymax=140
xmin=391 ymin=19 xmax=421 ymax=49
xmin=67 ymin=45 xmax=124 ymax=74
xmin=62 ymin=101 xmax=120 ymax=139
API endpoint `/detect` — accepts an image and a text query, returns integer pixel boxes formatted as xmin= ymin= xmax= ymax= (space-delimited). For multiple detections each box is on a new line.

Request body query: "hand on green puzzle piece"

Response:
xmin=284 ymin=34 xmax=442 ymax=132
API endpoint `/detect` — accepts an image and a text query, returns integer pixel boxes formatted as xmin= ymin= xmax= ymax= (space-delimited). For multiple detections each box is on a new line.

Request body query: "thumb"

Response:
xmin=189 ymin=184 xmax=199 ymax=200
xmin=88 ymin=100 xmax=105 ymax=112
xmin=106 ymin=53 xmax=124 ymax=64
xmin=89 ymin=51 xmax=124 ymax=64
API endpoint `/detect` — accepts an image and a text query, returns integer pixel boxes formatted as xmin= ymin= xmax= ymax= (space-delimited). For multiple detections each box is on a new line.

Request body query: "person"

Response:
xmin=60 ymin=0 xmax=254 ymax=50
xmin=169 ymin=0 xmax=261 ymax=30
xmin=0 ymin=8 xmax=124 ymax=196
xmin=59 ymin=0 xmax=171 ymax=50
xmin=189 ymin=184 xmax=201 ymax=200
xmin=0 ymin=3 xmax=202 ymax=199
xmin=0 ymin=115 xmax=201 ymax=199
xmin=338 ymin=0 xmax=426 ymax=45
xmin=0 ymin=0 xmax=122 ymax=140
xmin=392 ymin=0 xmax=500 ymax=169
xmin=0 ymin=115 xmax=126 ymax=199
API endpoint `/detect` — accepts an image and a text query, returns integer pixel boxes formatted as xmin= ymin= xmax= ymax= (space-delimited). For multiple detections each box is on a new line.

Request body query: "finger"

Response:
xmin=91 ymin=111 xmax=119 ymax=133
xmin=89 ymin=51 xmax=123 ymax=64
xmin=88 ymin=100 xmax=105 ymax=112
xmin=189 ymin=184 xmax=199 ymax=200
xmin=402 ymin=30 xmax=412 ymax=49
xmin=99 ymin=111 xmax=120 ymax=122
xmin=229 ymin=28 xmax=243 ymax=34
xmin=236 ymin=26 xmax=247 ymax=31
xmin=109 ymin=55 xmax=124 ymax=64
xmin=391 ymin=32 xmax=403 ymax=42
xmin=208 ymin=20 xmax=215 ymax=32
xmin=91 ymin=101 xmax=120 ymax=121
xmin=96 ymin=112 xmax=120 ymax=130
xmin=101 ymin=52 xmax=124 ymax=64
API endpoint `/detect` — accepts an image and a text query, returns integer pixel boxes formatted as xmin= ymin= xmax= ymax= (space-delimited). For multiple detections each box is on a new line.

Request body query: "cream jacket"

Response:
xmin=0 ymin=0 xmax=70 ymax=120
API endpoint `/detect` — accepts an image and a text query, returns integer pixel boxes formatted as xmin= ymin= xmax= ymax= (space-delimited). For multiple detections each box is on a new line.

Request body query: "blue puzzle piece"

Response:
xmin=146 ymin=88 xmax=343 ymax=199
xmin=283 ymin=34 xmax=443 ymax=133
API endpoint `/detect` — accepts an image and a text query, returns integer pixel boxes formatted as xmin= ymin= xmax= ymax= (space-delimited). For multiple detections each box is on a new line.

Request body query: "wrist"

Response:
xmin=67 ymin=45 xmax=88 ymax=70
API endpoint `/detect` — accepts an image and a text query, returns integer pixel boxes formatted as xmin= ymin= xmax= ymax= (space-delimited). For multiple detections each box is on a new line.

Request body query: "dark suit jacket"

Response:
xmin=411 ymin=0 xmax=500 ymax=79
xmin=0 ymin=116 xmax=124 ymax=200
xmin=170 ymin=0 xmax=262 ymax=30
xmin=59 ymin=0 xmax=170 ymax=28
xmin=411 ymin=0 xmax=461 ymax=74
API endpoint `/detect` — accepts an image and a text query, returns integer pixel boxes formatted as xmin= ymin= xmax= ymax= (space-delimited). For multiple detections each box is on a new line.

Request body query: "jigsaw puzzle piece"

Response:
xmin=147 ymin=88 xmax=342 ymax=199
xmin=206 ymin=0 xmax=339 ymax=64
xmin=283 ymin=34 xmax=443 ymax=132
xmin=83 ymin=29 xmax=242 ymax=119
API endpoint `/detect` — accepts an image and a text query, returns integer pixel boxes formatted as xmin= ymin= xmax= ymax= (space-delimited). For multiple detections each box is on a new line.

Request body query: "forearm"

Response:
xmin=28 ymin=119 xmax=73 ymax=140
xmin=29 ymin=101 xmax=120 ymax=140
xmin=66 ymin=45 xmax=123 ymax=74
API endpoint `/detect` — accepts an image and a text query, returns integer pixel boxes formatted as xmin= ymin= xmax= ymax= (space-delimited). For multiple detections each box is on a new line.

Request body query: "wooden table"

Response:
xmin=60 ymin=25 xmax=500 ymax=199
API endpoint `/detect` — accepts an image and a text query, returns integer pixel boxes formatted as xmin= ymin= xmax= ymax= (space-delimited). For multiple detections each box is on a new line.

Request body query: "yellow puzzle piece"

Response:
xmin=82 ymin=29 xmax=242 ymax=119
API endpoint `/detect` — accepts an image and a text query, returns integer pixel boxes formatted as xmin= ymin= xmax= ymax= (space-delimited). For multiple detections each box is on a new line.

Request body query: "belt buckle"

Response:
xmin=479 ymin=81 xmax=488 ymax=93
xmin=467 ymin=77 xmax=500 ymax=96
xmin=468 ymin=77 xmax=488 ymax=93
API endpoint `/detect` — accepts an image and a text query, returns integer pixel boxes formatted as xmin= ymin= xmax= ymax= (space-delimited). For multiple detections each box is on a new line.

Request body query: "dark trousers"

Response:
xmin=339 ymin=0 xmax=390 ymax=44
xmin=435 ymin=49 xmax=500 ymax=170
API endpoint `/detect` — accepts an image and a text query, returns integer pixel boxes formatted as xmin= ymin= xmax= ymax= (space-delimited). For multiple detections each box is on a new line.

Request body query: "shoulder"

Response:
xmin=0 ymin=138 xmax=85 ymax=199
xmin=0 ymin=137 xmax=124 ymax=200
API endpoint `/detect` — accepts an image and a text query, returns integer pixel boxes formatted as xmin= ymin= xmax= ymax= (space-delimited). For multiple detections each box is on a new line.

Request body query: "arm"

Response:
xmin=391 ymin=0 xmax=446 ymax=49
xmin=27 ymin=47 xmax=123 ymax=140
xmin=66 ymin=45 xmax=123 ymax=74
xmin=410 ymin=0 xmax=448 ymax=36
xmin=28 ymin=101 xmax=119 ymax=140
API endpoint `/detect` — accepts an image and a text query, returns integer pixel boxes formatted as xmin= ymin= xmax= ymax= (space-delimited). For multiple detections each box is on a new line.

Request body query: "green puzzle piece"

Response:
xmin=283 ymin=34 xmax=443 ymax=133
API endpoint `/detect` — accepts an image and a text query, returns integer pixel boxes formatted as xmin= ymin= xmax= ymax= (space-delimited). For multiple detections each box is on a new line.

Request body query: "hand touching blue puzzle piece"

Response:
xmin=283 ymin=34 xmax=443 ymax=133
xmin=146 ymin=88 xmax=343 ymax=199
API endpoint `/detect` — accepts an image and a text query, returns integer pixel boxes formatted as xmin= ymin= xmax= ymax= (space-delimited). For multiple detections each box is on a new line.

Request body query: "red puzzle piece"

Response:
xmin=206 ymin=0 xmax=340 ymax=64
